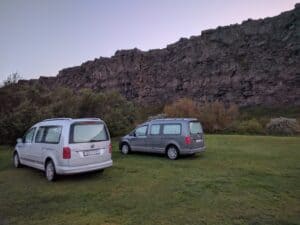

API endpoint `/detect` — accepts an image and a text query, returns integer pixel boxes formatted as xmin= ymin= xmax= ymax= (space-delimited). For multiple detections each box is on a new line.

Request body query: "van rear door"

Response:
xmin=68 ymin=121 xmax=111 ymax=166
xmin=189 ymin=121 xmax=204 ymax=149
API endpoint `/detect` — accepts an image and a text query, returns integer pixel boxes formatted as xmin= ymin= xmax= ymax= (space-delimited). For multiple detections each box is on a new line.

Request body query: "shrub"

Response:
xmin=198 ymin=101 xmax=239 ymax=133
xmin=0 ymin=85 xmax=137 ymax=144
xmin=135 ymin=105 xmax=164 ymax=125
xmin=163 ymin=98 xmax=199 ymax=118
xmin=0 ymin=100 xmax=44 ymax=144
xmin=147 ymin=114 xmax=166 ymax=121
xmin=266 ymin=117 xmax=300 ymax=135
xmin=233 ymin=119 xmax=265 ymax=134
xmin=95 ymin=91 xmax=136 ymax=137
xmin=3 ymin=72 xmax=21 ymax=86
xmin=163 ymin=98 xmax=239 ymax=133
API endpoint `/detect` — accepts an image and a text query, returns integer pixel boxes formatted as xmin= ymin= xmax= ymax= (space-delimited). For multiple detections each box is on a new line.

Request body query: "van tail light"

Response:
xmin=185 ymin=136 xmax=191 ymax=145
xmin=63 ymin=147 xmax=71 ymax=159
xmin=109 ymin=143 xmax=112 ymax=154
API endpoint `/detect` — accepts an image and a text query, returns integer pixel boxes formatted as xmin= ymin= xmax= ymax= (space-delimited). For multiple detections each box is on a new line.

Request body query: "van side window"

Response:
xmin=23 ymin=128 xmax=36 ymax=143
xmin=162 ymin=124 xmax=181 ymax=135
xmin=35 ymin=126 xmax=62 ymax=144
xmin=45 ymin=127 xmax=62 ymax=143
xmin=35 ymin=127 xmax=46 ymax=143
xmin=150 ymin=124 xmax=160 ymax=135
xmin=135 ymin=125 xmax=148 ymax=137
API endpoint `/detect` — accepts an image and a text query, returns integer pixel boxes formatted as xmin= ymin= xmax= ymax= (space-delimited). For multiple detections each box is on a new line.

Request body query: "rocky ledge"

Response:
xmin=19 ymin=4 xmax=300 ymax=107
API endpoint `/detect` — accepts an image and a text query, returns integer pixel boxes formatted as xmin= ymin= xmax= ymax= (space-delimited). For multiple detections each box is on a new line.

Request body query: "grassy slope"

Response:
xmin=0 ymin=135 xmax=299 ymax=225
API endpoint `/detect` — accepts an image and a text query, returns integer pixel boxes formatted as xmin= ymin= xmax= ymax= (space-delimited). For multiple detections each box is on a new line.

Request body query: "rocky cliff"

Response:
xmin=19 ymin=5 xmax=300 ymax=107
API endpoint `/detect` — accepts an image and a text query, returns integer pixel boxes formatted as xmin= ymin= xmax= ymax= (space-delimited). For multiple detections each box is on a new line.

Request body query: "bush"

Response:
xmin=163 ymin=98 xmax=239 ymax=133
xmin=147 ymin=114 xmax=166 ymax=121
xmin=164 ymin=98 xmax=199 ymax=118
xmin=266 ymin=117 xmax=300 ymax=135
xmin=198 ymin=101 xmax=239 ymax=133
xmin=0 ymin=85 xmax=137 ymax=144
xmin=233 ymin=119 xmax=265 ymax=134
xmin=3 ymin=72 xmax=21 ymax=86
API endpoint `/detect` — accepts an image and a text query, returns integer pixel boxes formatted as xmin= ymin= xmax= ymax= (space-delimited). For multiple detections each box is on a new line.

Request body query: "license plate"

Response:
xmin=196 ymin=139 xmax=202 ymax=143
xmin=83 ymin=150 xmax=100 ymax=156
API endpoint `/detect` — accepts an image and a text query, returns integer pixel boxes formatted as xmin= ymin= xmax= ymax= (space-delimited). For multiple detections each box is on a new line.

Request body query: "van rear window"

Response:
xmin=69 ymin=122 xmax=108 ymax=143
xmin=189 ymin=121 xmax=203 ymax=134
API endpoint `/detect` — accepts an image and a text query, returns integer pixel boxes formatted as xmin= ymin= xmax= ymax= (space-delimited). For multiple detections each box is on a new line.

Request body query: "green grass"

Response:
xmin=0 ymin=135 xmax=299 ymax=225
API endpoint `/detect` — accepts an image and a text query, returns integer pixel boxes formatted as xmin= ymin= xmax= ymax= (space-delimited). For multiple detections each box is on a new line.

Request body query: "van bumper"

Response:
xmin=180 ymin=146 xmax=206 ymax=155
xmin=56 ymin=160 xmax=113 ymax=175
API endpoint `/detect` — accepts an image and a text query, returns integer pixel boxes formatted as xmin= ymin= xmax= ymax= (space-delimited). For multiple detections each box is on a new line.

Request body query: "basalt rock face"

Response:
xmin=20 ymin=5 xmax=300 ymax=107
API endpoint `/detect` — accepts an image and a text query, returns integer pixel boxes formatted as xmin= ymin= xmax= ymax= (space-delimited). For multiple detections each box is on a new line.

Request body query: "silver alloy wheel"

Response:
xmin=13 ymin=154 xmax=19 ymax=168
xmin=46 ymin=162 xmax=55 ymax=181
xmin=167 ymin=147 xmax=178 ymax=160
xmin=121 ymin=144 xmax=129 ymax=154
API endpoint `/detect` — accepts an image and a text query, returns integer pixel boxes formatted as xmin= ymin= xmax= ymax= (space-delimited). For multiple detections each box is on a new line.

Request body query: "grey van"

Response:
xmin=13 ymin=118 xmax=113 ymax=181
xmin=119 ymin=118 xmax=205 ymax=160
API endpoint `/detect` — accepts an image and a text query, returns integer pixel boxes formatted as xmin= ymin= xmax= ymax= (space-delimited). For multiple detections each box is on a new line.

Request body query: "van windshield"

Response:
xmin=189 ymin=121 xmax=203 ymax=134
xmin=69 ymin=122 xmax=108 ymax=143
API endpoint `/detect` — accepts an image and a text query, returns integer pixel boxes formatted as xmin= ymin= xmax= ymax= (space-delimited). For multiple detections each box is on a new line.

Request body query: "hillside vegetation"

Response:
xmin=1 ymin=83 xmax=300 ymax=144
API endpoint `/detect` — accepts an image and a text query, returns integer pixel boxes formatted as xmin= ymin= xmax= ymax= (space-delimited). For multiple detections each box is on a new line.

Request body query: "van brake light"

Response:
xmin=109 ymin=143 xmax=112 ymax=154
xmin=63 ymin=147 xmax=71 ymax=159
xmin=185 ymin=136 xmax=191 ymax=145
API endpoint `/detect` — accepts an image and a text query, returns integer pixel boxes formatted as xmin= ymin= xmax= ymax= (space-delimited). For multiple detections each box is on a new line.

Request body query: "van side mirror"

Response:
xmin=17 ymin=138 xmax=23 ymax=144
xmin=129 ymin=131 xmax=136 ymax=137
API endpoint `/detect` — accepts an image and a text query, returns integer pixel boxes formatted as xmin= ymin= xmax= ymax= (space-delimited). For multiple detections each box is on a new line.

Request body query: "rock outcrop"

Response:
xmin=19 ymin=5 xmax=300 ymax=107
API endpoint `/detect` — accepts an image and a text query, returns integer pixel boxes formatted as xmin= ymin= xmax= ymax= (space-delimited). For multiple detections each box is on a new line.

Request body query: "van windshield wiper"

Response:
xmin=89 ymin=139 xmax=101 ymax=142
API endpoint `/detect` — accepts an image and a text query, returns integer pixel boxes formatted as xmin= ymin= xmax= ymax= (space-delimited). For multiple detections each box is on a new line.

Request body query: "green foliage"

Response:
xmin=231 ymin=118 xmax=265 ymax=134
xmin=0 ymin=85 xmax=137 ymax=144
xmin=240 ymin=106 xmax=300 ymax=119
xmin=135 ymin=104 xmax=164 ymax=125
xmin=163 ymin=98 xmax=239 ymax=133
xmin=1 ymin=84 xmax=299 ymax=145
xmin=163 ymin=98 xmax=300 ymax=135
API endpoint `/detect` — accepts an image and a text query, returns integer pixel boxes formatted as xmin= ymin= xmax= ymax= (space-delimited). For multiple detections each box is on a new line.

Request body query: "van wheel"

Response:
xmin=121 ymin=143 xmax=130 ymax=155
xmin=45 ymin=160 xmax=56 ymax=182
xmin=166 ymin=146 xmax=179 ymax=160
xmin=13 ymin=152 xmax=21 ymax=168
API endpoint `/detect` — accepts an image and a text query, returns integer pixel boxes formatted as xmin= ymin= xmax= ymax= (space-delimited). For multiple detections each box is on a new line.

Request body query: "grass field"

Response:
xmin=0 ymin=135 xmax=299 ymax=225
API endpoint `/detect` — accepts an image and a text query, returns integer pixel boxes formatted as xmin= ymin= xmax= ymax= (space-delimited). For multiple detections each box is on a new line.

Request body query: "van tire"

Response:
xmin=13 ymin=152 xmax=22 ymax=168
xmin=166 ymin=145 xmax=179 ymax=160
xmin=45 ymin=160 xmax=56 ymax=182
xmin=121 ymin=143 xmax=130 ymax=155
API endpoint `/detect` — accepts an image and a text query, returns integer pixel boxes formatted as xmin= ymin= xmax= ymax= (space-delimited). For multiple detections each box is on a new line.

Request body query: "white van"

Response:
xmin=13 ymin=118 xmax=113 ymax=181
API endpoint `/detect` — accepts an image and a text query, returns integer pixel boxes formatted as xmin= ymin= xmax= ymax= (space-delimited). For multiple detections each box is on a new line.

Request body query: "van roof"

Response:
xmin=33 ymin=118 xmax=104 ymax=127
xmin=136 ymin=118 xmax=198 ymax=126
xmin=42 ymin=118 xmax=102 ymax=122
xmin=150 ymin=118 xmax=198 ymax=122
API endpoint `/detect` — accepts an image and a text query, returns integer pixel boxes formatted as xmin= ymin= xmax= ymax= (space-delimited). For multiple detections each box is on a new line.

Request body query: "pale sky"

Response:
xmin=0 ymin=0 xmax=298 ymax=81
